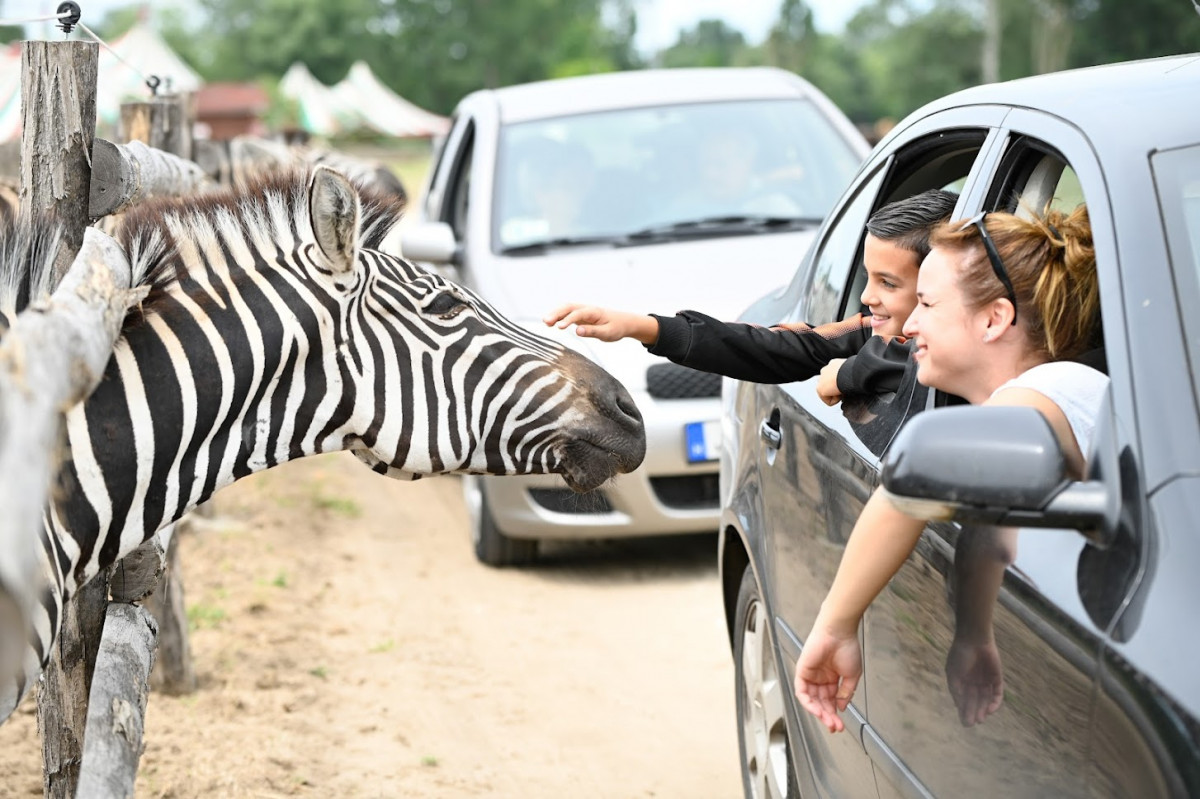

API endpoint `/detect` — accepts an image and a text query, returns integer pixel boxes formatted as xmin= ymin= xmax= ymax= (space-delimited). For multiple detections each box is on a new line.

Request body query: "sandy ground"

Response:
xmin=0 ymin=453 xmax=742 ymax=798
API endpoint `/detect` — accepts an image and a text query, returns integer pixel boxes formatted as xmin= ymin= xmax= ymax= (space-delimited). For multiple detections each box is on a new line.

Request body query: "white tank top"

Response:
xmin=991 ymin=361 xmax=1110 ymax=457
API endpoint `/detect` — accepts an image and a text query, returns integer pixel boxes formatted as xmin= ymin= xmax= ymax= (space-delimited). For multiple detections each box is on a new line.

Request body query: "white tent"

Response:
xmin=332 ymin=61 xmax=449 ymax=138
xmin=94 ymin=23 xmax=203 ymax=127
xmin=279 ymin=62 xmax=358 ymax=138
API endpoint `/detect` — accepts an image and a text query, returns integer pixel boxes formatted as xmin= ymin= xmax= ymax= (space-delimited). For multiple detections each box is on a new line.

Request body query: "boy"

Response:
xmin=544 ymin=189 xmax=958 ymax=400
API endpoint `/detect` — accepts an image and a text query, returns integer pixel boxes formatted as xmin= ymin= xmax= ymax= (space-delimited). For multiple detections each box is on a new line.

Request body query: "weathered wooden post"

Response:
xmin=18 ymin=35 xmax=108 ymax=799
xmin=20 ymin=39 xmax=97 ymax=284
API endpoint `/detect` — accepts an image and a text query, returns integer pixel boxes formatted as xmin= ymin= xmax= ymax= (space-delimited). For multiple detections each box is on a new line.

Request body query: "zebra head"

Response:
xmin=121 ymin=166 xmax=645 ymax=497
xmin=303 ymin=168 xmax=646 ymax=490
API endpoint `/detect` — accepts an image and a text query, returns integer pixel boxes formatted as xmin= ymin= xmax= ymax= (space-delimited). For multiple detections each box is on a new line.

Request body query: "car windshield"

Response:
xmin=493 ymin=98 xmax=862 ymax=252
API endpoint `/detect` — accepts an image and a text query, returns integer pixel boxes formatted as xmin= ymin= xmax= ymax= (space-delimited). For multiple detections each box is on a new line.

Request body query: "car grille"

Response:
xmin=528 ymin=488 xmax=614 ymax=515
xmin=646 ymin=363 xmax=721 ymax=399
xmin=650 ymin=475 xmax=720 ymax=510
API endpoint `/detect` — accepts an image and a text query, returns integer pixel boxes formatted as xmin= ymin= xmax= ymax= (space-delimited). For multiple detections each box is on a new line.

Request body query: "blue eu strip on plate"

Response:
xmin=685 ymin=420 xmax=722 ymax=463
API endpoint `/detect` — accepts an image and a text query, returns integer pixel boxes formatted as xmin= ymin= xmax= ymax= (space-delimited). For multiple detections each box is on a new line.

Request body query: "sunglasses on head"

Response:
xmin=959 ymin=211 xmax=1018 ymax=325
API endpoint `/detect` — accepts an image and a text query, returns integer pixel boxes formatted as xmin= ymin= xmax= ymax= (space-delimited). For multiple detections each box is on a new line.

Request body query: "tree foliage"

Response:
xmin=93 ymin=0 xmax=1200 ymax=129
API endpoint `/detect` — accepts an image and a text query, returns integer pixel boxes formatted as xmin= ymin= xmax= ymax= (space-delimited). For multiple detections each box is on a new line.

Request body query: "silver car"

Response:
xmin=401 ymin=67 xmax=867 ymax=565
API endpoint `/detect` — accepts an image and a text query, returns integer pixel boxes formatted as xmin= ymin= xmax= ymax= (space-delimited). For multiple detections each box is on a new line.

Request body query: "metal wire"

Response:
xmin=0 ymin=11 xmax=72 ymax=26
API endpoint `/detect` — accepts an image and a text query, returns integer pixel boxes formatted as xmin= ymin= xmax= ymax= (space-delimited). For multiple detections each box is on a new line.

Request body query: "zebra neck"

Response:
xmin=52 ymin=301 xmax=349 ymax=593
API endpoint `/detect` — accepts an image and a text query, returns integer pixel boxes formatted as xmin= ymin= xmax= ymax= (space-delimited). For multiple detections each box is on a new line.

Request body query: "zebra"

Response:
xmin=193 ymin=136 xmax=407 ymax=205
xmin=0 ymin=165 xmax=645 ymax=722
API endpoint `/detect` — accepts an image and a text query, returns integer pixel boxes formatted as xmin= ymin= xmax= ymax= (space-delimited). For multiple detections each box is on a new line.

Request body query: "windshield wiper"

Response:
xmin=500 ymin=235 xmax=622 ymax=255
xmin=624 ymin=214 xmax=824 ymax=242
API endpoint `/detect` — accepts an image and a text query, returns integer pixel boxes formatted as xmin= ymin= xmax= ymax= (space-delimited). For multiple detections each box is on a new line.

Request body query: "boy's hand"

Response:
xmin=543 ymin=304 xmax=659 ymax=345
xmin=817 ymin=359 xmax=846 ymax=406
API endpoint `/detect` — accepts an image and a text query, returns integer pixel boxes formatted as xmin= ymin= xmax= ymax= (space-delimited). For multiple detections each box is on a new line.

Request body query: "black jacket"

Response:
xmin=646 ymin=310 xmax=912 ymax=396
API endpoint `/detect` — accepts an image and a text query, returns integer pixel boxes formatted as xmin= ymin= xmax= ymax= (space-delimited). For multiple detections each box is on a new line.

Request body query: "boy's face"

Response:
xmin=860 ymin=234 xmax=922 ymax=339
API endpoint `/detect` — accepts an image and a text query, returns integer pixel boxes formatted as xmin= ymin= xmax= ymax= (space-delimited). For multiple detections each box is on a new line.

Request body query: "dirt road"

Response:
xmin=0 ymin=453 xmax=742 ymax=798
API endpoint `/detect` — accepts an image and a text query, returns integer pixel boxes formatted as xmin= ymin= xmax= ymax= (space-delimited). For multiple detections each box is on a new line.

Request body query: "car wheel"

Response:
xmin=735 ymin=565 xmax=799 ymax=799
xmin=461 ymin=475 xmax=538 ymax=567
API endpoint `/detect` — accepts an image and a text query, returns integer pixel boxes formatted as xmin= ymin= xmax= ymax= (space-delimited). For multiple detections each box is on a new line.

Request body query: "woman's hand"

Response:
xmin=543 ymin=303 xmax=659 ymax=345
xmin=794 ymin=620 xmax=862 ymax=734
xmin=945 ymin=635 xmax=1005 ymax=727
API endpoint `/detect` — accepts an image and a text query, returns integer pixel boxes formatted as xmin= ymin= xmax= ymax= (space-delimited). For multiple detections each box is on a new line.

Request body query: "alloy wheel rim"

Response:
xmin=741 ymin=595 xmax=790 ymax=798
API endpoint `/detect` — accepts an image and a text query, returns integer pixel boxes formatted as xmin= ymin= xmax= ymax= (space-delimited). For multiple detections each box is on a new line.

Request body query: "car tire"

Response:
xmin=734 ymin=564 xmax=800 ymax=799
xmin=461 ymin=475 xmax=538 ymax=567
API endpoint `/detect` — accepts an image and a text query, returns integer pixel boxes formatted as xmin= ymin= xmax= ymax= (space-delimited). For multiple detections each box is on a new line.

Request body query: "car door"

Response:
xmin=756 ymin=109 xmax=1004 ymax=798
xmin=1079 ymin=138 xmax=1200 ymax=797
xmin=859 ymin=116 xmax=1120 ymax=798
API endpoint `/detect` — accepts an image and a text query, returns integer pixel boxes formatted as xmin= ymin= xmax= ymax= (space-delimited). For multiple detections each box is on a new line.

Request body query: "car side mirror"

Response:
xmin=880 ymin=404 xmax=1118 ymax=547
xmin=401 ymin=221 xmax=460 ymax=266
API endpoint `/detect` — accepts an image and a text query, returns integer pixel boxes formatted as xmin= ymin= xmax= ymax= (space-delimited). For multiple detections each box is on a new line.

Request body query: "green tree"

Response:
xmin=0 ymin=1 xmax=25 ymax=42
xmin=658 ymin=19 xmax=749 ymax=68
xmin=842 ymin=0 xmax=983 ymax=122
xmin=383 ymin=0 xmax=636 ymax=114
xmin=96 ymin=5 xmax=144 ymax=40
xmin=764 ymin=0 xmax=817 ymax=75
xmin=1069 ymin=0 xmax=1199 ymax=67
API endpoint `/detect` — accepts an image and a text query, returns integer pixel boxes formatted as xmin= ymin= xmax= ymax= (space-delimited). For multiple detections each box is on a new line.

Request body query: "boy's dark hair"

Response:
xmin=865 ymin=189 xmax=959 ymax=261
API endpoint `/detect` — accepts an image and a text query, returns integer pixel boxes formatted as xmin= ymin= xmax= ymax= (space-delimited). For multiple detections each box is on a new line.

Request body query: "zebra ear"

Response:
xmin=308 ymin=166 xmax=361 ymax=274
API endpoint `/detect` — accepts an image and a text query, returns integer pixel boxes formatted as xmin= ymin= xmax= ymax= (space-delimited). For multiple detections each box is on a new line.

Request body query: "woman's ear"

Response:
xmin=982 ymin=298 xmax=1017 ymax=341
xmin=308 ymin=166 xmax=361 ymax=274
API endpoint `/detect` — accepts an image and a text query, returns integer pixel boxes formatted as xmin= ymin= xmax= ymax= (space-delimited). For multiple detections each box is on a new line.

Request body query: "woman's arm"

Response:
xmin=794 ymin=487 xmax=925 ymax=733
xmin=985 ymin=386 xmax=1086 ymax=478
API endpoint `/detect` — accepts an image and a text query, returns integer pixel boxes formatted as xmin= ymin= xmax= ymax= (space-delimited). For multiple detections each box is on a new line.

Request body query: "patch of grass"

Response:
xmin=309 ymin=666 xmax=328 ymax=679
xmin=313 ymin=494 xmax=362 ymax=518
xmin=369 ymin=638 xmax=395 ymax=654
xmin=187 ymin=603 xmax=226 ymax=631
xmin=420 ymin=755 xmax=439 ymax=768
xmin=272 ymin=570 xmax=289 ymax=588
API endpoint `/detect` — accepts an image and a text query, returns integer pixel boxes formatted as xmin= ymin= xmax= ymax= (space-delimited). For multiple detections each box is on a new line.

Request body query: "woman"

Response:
xmin=794 ymin=205 xmax=1107 ymax=734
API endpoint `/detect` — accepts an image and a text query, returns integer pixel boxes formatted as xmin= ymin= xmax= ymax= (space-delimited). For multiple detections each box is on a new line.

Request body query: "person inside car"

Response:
xmin=793 ymin=205 xmax=1107 ymax=734
xmin=501 ymin=138 xmax=597 ymax=246
xmin=543 ymin=189 xmax=958 ymax=397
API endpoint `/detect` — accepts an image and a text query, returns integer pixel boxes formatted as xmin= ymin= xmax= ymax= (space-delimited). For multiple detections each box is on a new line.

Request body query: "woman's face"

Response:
xmin=903 ymin=245 xmax=990 ymax=398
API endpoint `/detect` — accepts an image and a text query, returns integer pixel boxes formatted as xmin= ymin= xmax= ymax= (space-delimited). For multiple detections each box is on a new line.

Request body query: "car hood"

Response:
xmin=472 ymin=231 xmax=815 ymax=392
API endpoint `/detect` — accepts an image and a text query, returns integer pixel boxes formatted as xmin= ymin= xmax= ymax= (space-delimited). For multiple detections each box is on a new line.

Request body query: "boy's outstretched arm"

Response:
xmin=545 ymin=303 xmax=660 ymax=345
xmin=546 ymin=305 xmax=878 ymax=386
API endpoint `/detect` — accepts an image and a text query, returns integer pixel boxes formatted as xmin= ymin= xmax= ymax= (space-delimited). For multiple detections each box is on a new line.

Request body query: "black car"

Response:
xmin=718 ymin=54 xmax=1200 ymax=798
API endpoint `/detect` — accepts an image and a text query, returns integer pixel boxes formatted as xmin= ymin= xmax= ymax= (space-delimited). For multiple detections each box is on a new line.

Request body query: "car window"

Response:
xmin=800 ymin=167 xmax=887 ymax=326
xmin=442 ymin=123 xmax=475 ymax=241
xmin=423 ymin=113 xmax=469 ymax=220
xmin=1153 ymin=143 xmax=1200 ymax=397
xmin=831 ymin=130 xmax=989 ymax=457
xmin=491 ymin=98 xmax=862 ymax=252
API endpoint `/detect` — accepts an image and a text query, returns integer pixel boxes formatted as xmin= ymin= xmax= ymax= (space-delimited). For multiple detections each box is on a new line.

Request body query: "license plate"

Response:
xmin=685 ymin=420 xmax=723 ymax=463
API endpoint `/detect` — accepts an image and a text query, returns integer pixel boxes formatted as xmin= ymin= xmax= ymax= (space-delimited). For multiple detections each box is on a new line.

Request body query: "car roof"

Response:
xmin=905 ymin=53 xmax=1200 ymax=151
xmin=472 ymin=67 xmax=821 ymax=125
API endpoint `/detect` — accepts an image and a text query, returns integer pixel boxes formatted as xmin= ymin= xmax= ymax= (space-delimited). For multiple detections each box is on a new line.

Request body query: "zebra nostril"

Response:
xmin=615 ymin=393 xmax=642 ymax=425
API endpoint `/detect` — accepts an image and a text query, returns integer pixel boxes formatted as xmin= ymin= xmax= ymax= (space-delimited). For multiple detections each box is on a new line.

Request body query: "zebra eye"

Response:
xmin=425 ymin=291 xmax=469 ymax=319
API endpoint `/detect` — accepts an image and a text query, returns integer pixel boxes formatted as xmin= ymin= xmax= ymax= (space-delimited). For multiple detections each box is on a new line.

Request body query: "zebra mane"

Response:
xmin=116 ymin=167 xmax=407 ymax=299
xmin=0 ymin=212 xmax=66 ymax=330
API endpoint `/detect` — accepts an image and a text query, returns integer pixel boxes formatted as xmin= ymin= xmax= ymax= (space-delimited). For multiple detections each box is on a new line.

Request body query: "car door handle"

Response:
xmin=760 ymin=417 xmax=782 ymax=450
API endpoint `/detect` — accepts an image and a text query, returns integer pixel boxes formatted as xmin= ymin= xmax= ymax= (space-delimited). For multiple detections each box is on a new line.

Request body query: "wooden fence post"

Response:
xmin=19 ymin=38 xmax=106 ymax=799
xmin=19 ymin=40 xmax=97 ymax=284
